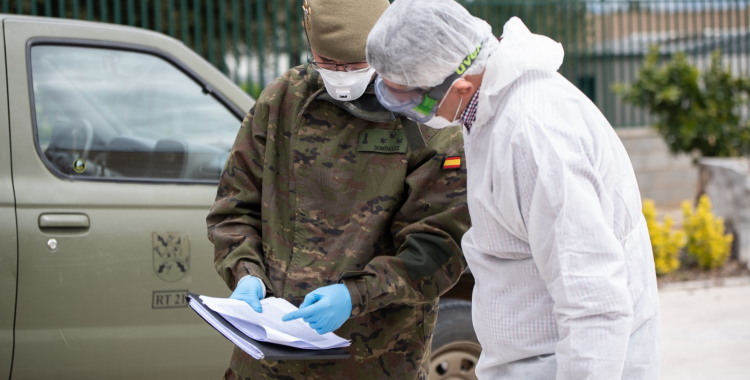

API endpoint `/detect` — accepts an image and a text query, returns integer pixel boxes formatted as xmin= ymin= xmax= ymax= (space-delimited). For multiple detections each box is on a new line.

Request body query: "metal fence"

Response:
xmin=3 ymin=0 xmax=749 ymax=127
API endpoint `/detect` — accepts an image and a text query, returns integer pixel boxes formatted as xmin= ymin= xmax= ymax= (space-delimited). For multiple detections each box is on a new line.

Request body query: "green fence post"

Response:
xmin=114 ymin=0 xmax=121 ymax=23
xmin=645 ymin=0 xmax=651 ymax=126
xmin=692 ymin=2 xmax=705 ymax=75
xmin=219 ymin=0 xmax=227 ymax=73
xmin=565 ymin=2 xmax=574 ymax=103
xmin=285 ymin=0 xmax=293 ymax=69
xmin=100 ymin=0 xmax=107 ymax=22
xmin=180 ymin=0 xmax=188 ymax=44
xmin=168 ymin=0 xmax=175 ymax=36
xmin=154 ymin=0 xmax=162 ymax=32
xmin=744 ymin=0 xmax=749 ymax=119
xmin=232 ymin=0 xmax=240 ymax=83
xmin=718 ymin=0 xmax=724 ymax=49
xmin=601 ymin=0 xmax=610 ymax=123
xmin=244 ymin=0 xmax=251 ymax=93
xmin=59 ymin=0 xmax=64 ymax=18
xmin=207 ymin=0 xmax=215 ymax=65
xmin=30 ymin=0 xmax=37 ymax=15
xmin=73 ymin=0 xmax=79 ymax=19
xmin=634 ymin=1 xmax=642 ymax=126
xmin=127 ymin=0 xmax=134 ymax=25
xmin=271 ymin=0 xmax=279 ymax=78
xmin=45 ymin=0 xmax=51 ymax=16
xmin=15 ymin=0 xmax=21 ymax=14
xmin=745 ymin=0 xmax=749 ymax=77
xmin=732 ymin=0 xmax=749 ymax=73
xmin=194 ymin=0 xmax=202 ymax=57
xmin=256 ymin=0 xmax=265 ymax=88
xmin=86 ymin=0 xmax=93 ymax=20
xmin=297 ymin=0 xmax=304 ymax=66
xmin=615 ymin=0 xmax=623 ymax=126
xmin=629 ymin=0 xmax=637 ymax=126
xmin=141 ymin=0 xmax=148 ymax=28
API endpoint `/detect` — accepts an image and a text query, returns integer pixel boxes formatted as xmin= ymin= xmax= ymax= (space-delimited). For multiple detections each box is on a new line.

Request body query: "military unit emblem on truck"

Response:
xmin=152 ymin=232 xmax=191 ymax=282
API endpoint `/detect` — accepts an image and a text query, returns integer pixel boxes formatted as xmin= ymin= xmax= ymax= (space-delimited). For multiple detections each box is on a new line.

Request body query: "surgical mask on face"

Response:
xmin=318 ymin=67 xmax=376 ymax=101
xmin=422 ymin=82 xmax=464 ymax=130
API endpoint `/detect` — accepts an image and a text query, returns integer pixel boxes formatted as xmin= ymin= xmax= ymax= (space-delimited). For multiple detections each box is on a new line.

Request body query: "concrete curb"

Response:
xmin=658 ymin=275 xmax=750 ymax=292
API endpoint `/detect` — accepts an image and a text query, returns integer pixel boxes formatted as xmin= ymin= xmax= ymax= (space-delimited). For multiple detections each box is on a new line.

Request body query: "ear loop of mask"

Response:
xmin=436 ymin=78 xmax=465 ymax=123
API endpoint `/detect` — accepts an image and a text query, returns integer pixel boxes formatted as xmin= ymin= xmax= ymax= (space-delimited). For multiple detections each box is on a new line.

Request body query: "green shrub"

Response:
xmin=613 ymin=47 xmax=750 ymax=158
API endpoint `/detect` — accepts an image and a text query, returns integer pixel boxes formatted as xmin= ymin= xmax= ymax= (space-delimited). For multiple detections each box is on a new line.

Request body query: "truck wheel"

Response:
xmin=430 ymin=298 xmax=481 ymax=380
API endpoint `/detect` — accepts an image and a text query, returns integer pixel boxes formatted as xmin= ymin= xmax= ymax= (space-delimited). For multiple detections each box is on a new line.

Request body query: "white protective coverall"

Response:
xmin=462 ymin=18 xmax=662 ymax=379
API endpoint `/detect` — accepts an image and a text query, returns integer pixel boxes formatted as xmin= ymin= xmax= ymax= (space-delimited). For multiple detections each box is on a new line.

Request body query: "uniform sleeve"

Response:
xmin=206 ymin=100 xmax=274 ymax=294
xmin=343 ymin=126 xmax=470 ymax=317
xmin=511 ymin=122 xmax=634 ymax=379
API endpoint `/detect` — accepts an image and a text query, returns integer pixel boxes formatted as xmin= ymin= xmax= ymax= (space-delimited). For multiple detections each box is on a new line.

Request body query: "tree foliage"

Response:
xmin=614 ymin=47 xmax=750 ymax=158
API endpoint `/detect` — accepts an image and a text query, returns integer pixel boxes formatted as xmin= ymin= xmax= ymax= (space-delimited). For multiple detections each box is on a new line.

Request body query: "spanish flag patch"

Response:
xmin=443 ymin=156 xmax=461 ymax=169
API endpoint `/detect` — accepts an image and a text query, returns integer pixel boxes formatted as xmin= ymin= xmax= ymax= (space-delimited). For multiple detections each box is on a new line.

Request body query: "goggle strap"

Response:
xmin=421 ymin=43 xmax=482 ymax=110
xmin=427 ymin=71 xmax=461 ymax=100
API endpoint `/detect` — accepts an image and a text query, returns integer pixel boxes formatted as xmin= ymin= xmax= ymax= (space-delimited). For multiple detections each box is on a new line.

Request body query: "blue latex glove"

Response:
xmin=229 ymin=276 xmax=264 ymax=313
xmin=281 ymin=284 xmax=352 ymax=335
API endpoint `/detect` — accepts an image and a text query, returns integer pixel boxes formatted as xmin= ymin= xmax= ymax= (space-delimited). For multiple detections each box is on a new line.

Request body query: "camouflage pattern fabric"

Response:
xmin=207 ymin=64 xmax=470 ymax=380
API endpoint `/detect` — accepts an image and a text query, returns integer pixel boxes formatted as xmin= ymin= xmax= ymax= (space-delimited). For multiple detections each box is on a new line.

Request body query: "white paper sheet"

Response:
xmin=199 ymin=296 xmax=350 ymax=350
xmin=189 ymin=300 xmax=265 ymax=359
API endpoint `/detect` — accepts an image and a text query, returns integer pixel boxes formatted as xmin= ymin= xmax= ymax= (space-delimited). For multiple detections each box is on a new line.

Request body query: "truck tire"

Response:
xmin=430 ymin=298 xmax=481 ymax=380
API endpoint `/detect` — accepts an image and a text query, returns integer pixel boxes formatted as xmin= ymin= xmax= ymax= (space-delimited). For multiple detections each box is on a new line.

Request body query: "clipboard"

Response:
xmin=187 ymin=293 xmax=351 ymax=361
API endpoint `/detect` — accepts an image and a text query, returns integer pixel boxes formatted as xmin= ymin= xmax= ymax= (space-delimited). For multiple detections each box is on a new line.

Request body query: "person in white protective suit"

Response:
xmin=365 ymin=0 xmax=662 ymax=379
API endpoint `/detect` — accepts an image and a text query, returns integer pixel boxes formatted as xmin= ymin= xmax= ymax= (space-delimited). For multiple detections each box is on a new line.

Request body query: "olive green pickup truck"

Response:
xmin=0 ymin=15 xmax=478 ymax=380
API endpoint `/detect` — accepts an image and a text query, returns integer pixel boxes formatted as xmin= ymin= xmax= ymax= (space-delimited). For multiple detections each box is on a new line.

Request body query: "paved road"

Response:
xmin=660 ymin=281 xmax=750 ymax=380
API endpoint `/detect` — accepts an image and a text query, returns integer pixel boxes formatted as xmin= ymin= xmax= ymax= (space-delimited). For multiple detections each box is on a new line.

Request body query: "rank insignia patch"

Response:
xmin=443 ymin=156 xmax=461 ymax=169
xmin=358 ymin=129 xmax=407 ymax=154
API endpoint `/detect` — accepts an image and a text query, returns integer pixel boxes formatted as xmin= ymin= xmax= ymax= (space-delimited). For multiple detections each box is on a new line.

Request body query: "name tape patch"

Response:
xmin=358 ymin=129 xmax=407 ymax=154
xmin=443 ymin=156 xmax=462 ymax=169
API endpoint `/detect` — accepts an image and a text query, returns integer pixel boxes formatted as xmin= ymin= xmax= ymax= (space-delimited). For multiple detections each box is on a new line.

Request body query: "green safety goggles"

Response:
xmin=374 ymin=44 xmax=482 ymax=123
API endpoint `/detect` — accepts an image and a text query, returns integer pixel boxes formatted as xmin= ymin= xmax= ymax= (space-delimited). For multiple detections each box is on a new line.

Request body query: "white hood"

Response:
xmin=475 ymin=17 xmax=564 ymax=124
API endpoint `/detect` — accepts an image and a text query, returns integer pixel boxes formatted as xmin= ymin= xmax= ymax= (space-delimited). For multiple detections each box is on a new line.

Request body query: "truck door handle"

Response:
xmin=39 ymin=214 xmax=90 ymax=228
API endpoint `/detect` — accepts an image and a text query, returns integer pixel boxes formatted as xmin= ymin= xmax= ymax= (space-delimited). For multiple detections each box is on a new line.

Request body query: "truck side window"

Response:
xmin=30 ymin=45 xmax=241 ymax=182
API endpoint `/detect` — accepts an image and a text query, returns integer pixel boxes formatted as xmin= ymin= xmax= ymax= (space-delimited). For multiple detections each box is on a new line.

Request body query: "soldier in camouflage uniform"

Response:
xmin=206 ymin=0 xmax=470 ymax=378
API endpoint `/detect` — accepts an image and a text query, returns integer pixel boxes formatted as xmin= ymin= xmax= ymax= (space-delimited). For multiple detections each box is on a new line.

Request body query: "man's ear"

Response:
xmin=454 ymin=79 xmax=475 ymax=101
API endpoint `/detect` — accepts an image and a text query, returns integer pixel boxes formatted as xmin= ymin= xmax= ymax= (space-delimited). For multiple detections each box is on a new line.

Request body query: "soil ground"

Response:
xmin=657 ymin=259 xmax=750 ymax=287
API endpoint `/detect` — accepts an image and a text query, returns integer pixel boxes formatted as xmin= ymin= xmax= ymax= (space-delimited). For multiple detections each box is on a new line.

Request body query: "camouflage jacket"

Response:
xmin=207 ymin=65 xmax=470 ymax=380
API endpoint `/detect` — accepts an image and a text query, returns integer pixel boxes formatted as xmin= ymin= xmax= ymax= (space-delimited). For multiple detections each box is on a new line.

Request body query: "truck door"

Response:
xmin=5 ymin=17 xmax=253 ymax=379
xmin=0 ymin=19 xmax=17 ymax=380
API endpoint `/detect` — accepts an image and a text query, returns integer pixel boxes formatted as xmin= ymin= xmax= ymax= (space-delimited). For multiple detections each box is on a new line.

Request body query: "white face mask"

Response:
xmin=318 ymin=67 xmax=376 ymax=101
xmin=422 ymin=81 xmax=464 ymax=129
